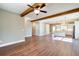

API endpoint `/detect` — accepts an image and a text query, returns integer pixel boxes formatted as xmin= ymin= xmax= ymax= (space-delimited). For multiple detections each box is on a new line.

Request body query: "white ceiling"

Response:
xmin=26 ymin=3 xmax=79 ymax=20
xmin=40 ymin=12 xmax=79 ymax=24
xmin=0 ymin=3 xmax=33 ymax=14
xmin=0 ymin=3 xmax=79 ymax=22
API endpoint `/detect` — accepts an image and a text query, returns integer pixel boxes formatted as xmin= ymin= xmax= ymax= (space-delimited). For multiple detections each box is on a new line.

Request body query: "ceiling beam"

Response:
xmin=31 ymin=8 xmax=79 ymax=22
xmin=20 ymin=3 xmax=46 ymax=17
xmin=20 ymin=3 xmax=37 ymax=17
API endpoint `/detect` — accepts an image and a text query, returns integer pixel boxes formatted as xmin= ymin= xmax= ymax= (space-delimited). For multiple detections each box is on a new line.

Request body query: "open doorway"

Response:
xmin=32 ymin=22 xmax=36 ymax=36
xmin=50 ymin=21 xmax=75 ymax=39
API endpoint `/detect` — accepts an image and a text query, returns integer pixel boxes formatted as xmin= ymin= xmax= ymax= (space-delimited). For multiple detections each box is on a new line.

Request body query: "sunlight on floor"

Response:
xmin=52 ymin=35 xmax=72 ymax=42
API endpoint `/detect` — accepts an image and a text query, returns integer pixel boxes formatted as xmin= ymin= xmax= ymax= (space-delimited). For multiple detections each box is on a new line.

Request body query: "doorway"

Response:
xmin=50 ymin=22 xmax=75 ymax=38
xmin=32 ymin=22 xmax=36 ymax=36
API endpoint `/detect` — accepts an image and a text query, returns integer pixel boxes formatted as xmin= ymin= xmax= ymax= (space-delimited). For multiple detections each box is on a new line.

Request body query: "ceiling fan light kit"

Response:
xmin=27 ymin=3 xmax=47 ymax=15
xmin=34 ymin=9 xmax=40 ymax=15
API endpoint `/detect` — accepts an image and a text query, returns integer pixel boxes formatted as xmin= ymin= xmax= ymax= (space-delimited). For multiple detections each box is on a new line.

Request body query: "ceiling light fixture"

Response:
xmin=27 ymin=4 xmax=47 ymax=15
xmin=34 ymin=8 xmax=40 ymax=15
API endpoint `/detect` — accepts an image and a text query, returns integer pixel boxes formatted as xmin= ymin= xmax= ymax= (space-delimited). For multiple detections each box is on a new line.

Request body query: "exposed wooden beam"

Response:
xmin=31 ymin=8 xmax=79 ymax=22
xmin=20 ymin=3 xmax=46 ymax=17
xmin=66 ymin=21 xmax=74 ymax=24
xmin=20 ymin=3 xmax=37 ymax=17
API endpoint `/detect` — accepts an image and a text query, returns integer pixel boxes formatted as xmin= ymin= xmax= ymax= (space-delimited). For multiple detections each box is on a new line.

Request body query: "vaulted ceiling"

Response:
xmin=40 ymin=12 xmax=79 ymax=24
xmin=0 ymin=3 xmax=79 ymax=22
xmin=26 ymin=3 xmax=79 ymax=20
xmin=0 ymin=3 xmax=33 ymax=14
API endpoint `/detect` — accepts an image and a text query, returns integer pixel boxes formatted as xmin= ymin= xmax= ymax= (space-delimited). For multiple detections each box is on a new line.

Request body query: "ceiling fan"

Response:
xmin=27 ymin=3 xmax=47 ymax=15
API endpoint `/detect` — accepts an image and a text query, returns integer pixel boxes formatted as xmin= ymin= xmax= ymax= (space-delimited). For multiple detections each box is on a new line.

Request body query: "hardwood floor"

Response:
xmin=0 ymin=35 xmax=79 ymax=56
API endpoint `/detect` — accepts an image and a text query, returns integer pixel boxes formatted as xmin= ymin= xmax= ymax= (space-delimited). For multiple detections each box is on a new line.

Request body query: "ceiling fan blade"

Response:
xmin=40 ymin=3 xmax=46 ymax=8
xmin=35 ymin=5 xmax=40 ymax=8
xmin=27 ymin=4 xmax=34 ymax=8
xmin=40 ymin=10 xmax=47 ymax=13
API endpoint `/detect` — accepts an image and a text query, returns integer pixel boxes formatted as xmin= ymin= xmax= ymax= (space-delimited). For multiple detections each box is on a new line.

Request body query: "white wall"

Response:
xmin=24 ymin=17 xmax=32 ymax=37
xmin=34 ymin=22 xmax=40 ymax=36
xmin=32 ymin=21 xmax=51 ymax=36
xmin=75 ymin=21 xmax=79 ymax=39
xmin=34 ymin=21 xmax=46 ymax=36
xmin=39 ymin=22 xmax=46 ymax=36
xmin=45 ymin=24 xmax=50 ymax=35
xmin=32 ymin=21 xmax=40 ymax=36
xmin=24 ymin=17 xmax=45 ymax=37
xmin=0 ymin=9 xmax=25 ymax=44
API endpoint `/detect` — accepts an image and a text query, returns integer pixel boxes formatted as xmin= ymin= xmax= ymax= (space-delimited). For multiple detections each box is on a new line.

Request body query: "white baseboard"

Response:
xmin=24 ymin=35 xmax=32 ymax=37
xmin=0 ymin=39 xmax=25 ymax=47
xmin=37 ymin=34 xmax=48 ymax=36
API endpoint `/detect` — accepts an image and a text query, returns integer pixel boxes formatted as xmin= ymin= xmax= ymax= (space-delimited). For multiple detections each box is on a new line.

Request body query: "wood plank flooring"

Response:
xmin=0 ymin=35 xmax=79 ymax=56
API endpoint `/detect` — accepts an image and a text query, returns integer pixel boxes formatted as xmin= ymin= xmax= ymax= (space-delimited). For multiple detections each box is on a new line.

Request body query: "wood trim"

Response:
xmin=20 ymin=3 xmax=37 ymax=17
xmin=31 ymin=8 xmax=79 ymax=22
xmin=50 ymin=24 xmax=53 ymax=34
xmin=0 ymin=40 xmax=25 ymax=47
xmin=20 ymin=3 xmax=46 ymax=17
xmin=66 ymin=21 xmax=74 ymax=24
